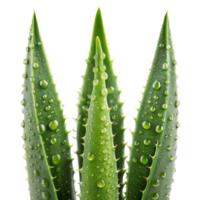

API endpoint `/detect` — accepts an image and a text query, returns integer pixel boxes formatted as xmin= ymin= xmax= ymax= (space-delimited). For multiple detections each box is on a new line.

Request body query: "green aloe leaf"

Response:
xmin=126 ymin=12 xmax=179 ymax=200
xmin=21 ymin=11 xmax=76 ymax=200
xmin=80 ymin=36 xmax=118 ymax=200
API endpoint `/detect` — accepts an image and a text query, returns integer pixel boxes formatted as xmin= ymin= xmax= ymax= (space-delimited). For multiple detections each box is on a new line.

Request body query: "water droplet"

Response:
xmin=46 ymin=115 xmax=51 ymax=120
xmin=101 ymin=128 xmax=107 ymax=134
xmin=87 ymin=153 xmax=94 ymax=161
xmin=170 ymin=156 xmax=174 ymax=161
xmin=33 ymin=63 xmax=39 ymax=68
xmin=97 ymin=180 xmax=105 ymax=188
xmin=29 ymin=145 xmax=33 ymax=150
xmin=107 ymin=86 xmax=114 ymax=94
xmin=159 ymin=43 xmax=164 ymax=48
xmin=165 ymin=80 xmax=169 ymax=84
xmin=113 ymin=105 xmax=118 ymax=111
xmin=42 ymin=94 xmax=47 ymax=99
xmin=151 ymin=192 xmax=159 ymax=199
xmin=167 ymin=145 xmax=171 ymax=150
xmin=101 ymin=88 xmax=108 ymax=96
xmin=162 ymin=103 xmax=168 ymax=109
xmin=114 ymin=122 xmax=118 ymax=126
xmin=101 ymin=72 xmax=108 ymax=80
xmin=176 ymin=122 xmax=180 ymax=128
xmin=49 ymin=99 xmax=53 ymax=103
xmin=91 ymin=94 xmax=96 ymax=100
xmin=51 ymin=138 xmax=57 ymax=144
xmin=21 ymin=99 xmax=26 ymax=106
xmin=154 ymin=95 xmax=158 ymax=100
xmin=21 ymin=120 xmax=25 ymax=128
xmin=144 ymin=139 xmax=150 ymax=146
xmin=33 ymin=169 xmax=39 ymax=176
xmin=132 ymin=157 xmax=138 ymax=163
xmin=104 ymin=122 xmax=109 ymax=127
xmin=101 ymin=105 xmax=106 ymax=110
xmin=148 ymin=100 xmax=151 ymax=104
xmin=110 ymin=100 xmax=113 ymax=104
xmin=93 ymin=66 xmax=98 ymax=73
xmin=22 ymin=134 xmax=26 ymax=140
xmin=100 ymin=65 xmax=106 ymax=71
xmin=164 ymin=91 xmax=168 ymax=96
xmin=37 ymin=42 xmax=41 ymax=46
xmin=142 ymin=121 xmax=151 ymax=129
xmin=52 ymin=154 xmax=61 ymax=165
xmin=30 ymin=77 xmax=34 ymax=82
xmin=42 ymin=191 xmax=50 ymax=199
xmin=61 ymin=140 xmax=66 ymax=145
xmin=175 ymin=100 xmax=180 ymax=107
xmin=173 ymin=60 xmax=177 ymax=65
xmin=22 ymin=144 xmax=26 ymax=149
xmin=21 ymin=59 xmax=28 ymax=65
xmin=26 ymin=47 xmax=29 ymax=52
xmin=101 ymin=115 xmax=106 ymax=121
xmin=134 ymin=140 xmax=140 ymax=146
xmin=37 ymin=124 xmax=46 ymax=134
xmin=101 ymin=53 xmax=106 ymax=59
xmin=152 ymin=81 xmax=161 ymax=90
xmin=169 ymin=116 xmax=173 ymax=121
xmin=175 ymin=135 xmax=180 ymax=140
xmin=56 ymin=168 xmax=60 ymax=172
xmin=49 ymin=120 xmax=59 ymax=130
xmin=152 ymin=179 xmax=160 ymax=187
xmin=162 ymin=63 xmax=169 ymax=70
xmin=29 ymin=43 xmax=34 ymax=49
xmin=161 ymin=172 xmax=166 ymax=178
xmin=22 ymin=74 xmax=27 ymax=79
xmin=41 ymin=179 xmax=49 ymax=187
xmin=39 ymin=155 xmax=43 ymax=160
xmin=111 ymin=115 xmax=116 ymax=120
xmin=45 ymin=105 xmax=51 ymax=111
xmin=161 ymin=118 xmax=166 ymax=122
xmin=140 ymin=155 xmax=148 ymax=165
xmin=40 ymin=80 xmax=48 ymax=89
xmin=155 ymin=125 xmax=163 ymax=133
xmin=150 ymin=106 xmax=156 ymax=112
xmin=93 ymin=79 xmax=99 ymax=86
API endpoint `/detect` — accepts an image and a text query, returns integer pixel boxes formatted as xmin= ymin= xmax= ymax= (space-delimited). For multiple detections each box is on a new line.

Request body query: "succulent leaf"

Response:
xmin=126 ymin=13 xmax=179 ymax=200
xmin=22 ymin=12 xmax=76 ymax=200
xmin=80 ymin=36 xmax=118 ymax=200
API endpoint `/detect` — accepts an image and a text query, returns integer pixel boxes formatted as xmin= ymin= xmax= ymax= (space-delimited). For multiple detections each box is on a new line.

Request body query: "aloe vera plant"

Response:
xmin=20 ymin=6 xmax=180 ymax=200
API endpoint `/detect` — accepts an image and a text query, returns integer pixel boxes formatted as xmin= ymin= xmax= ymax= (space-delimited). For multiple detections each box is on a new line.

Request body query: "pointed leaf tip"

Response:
xmin=165 ymin=8 xmax=170 ymax=15
xmin=32 ymin=8 xmax=37 ymax=12
xmin=97 ymin=5 xmax=102 ymax=10
xmin=95 ymin=36 xmax=102 ymax=54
